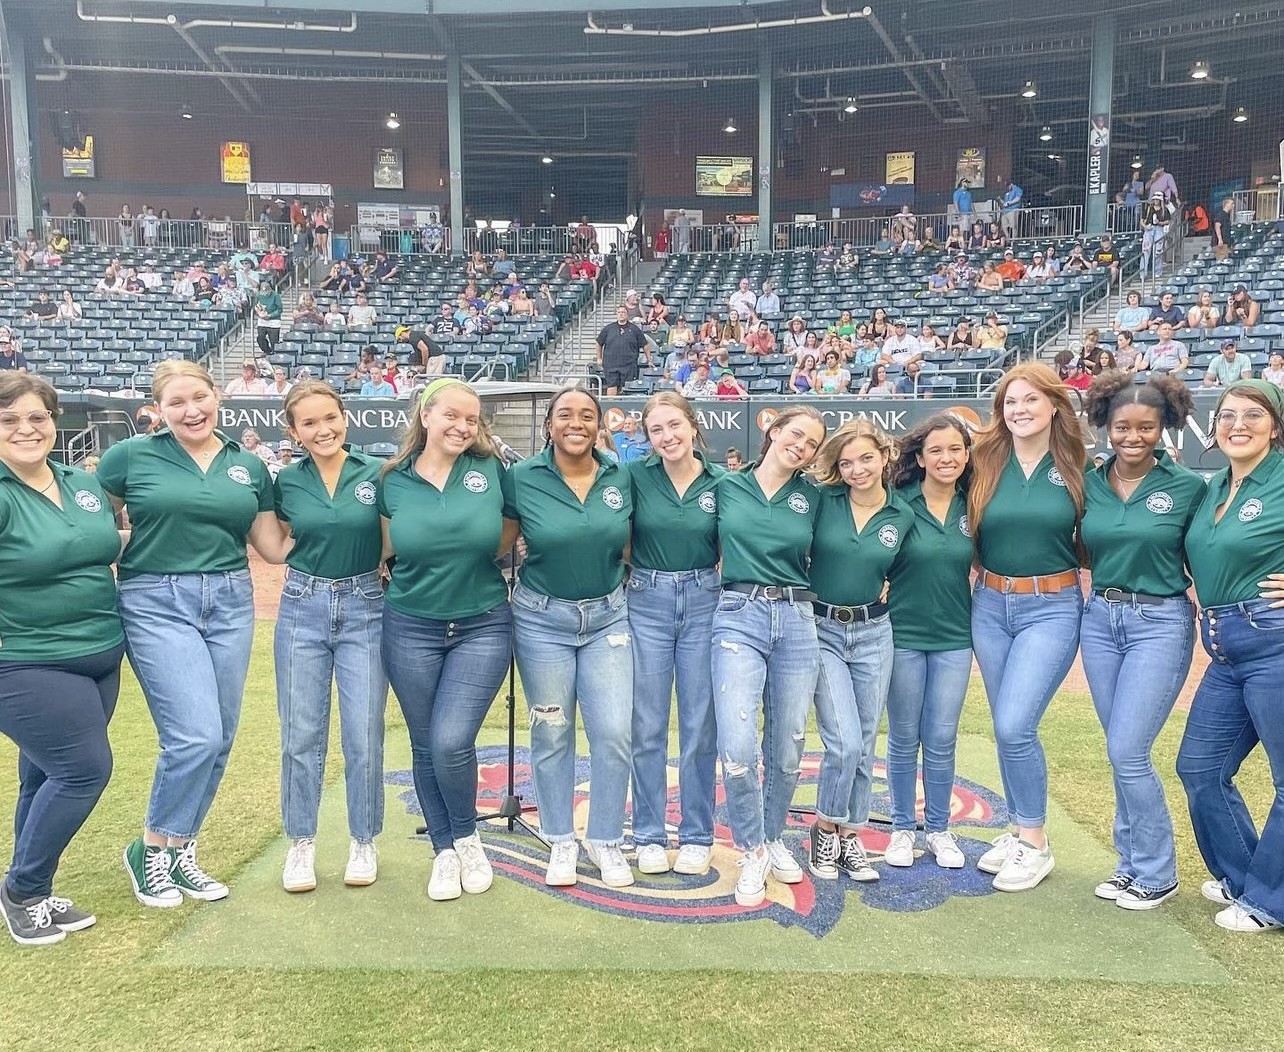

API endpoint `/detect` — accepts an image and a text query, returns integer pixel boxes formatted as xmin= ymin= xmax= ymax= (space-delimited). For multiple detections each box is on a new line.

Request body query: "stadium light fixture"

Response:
xmin=723 ymin=116 xmax=737 ymax=133
xmin=843 ymin=97 xmax=858 ymax=114
xmin=1038 ymin=125 xmax=1053 ymax=141
xmin=1021 ymin=80 xmax=1037 ymax=98
xmin=179 ymin=106 xmax=193 ymax=120
xmin=385 ymin=111 xmax=401 ymax=130
xmin=1232 ymin=106 xmax=1249 ymax=123
xmin=541 ymin=155 xmax=554 ymax=164
xmin=1190 ymin=61 xmax=1210 ymax=80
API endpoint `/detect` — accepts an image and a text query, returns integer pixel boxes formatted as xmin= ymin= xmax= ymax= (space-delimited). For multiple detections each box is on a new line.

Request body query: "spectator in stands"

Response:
xmin=952 ymin=178 xmax=974 ymax=235
xmin=359 ymin=369 xmax=395 ymax=397
xmin=985 ymin=220 xmax=1006 ymax=250
xmin=965 ymin=221 xmax=986 ymax=251
xmin=866 ymin=307 xmax=891 ymax=344
xmin=668 ymin=315 xmax=696 ymax=348
xmin=0 ymin=330 xmax=28 ymax=373
xmin=1204 ymin=339 xmax=1253 ymax=388
xmin=347 ymin=293 xmax=377 ymax=328
xmin=511 ymin=287 xmax=537 ymax=317
xmin=225 ymin=363 xmax=267 ymax=397
xmin=597 ymin=305 xmax=650 ymax=396
xmin=789 ymin=355 xmax=818 ymax=395
xmin=1212 ymin=197 xmax=1235 ymax=259
xmin=116 ymin=205 xmax=135 ymax=248
xmin=1147 ymin=290 xmax=1186 ymax=331
xmin=889 ymin=228 xmax=907 ymax=256
xmin=240 ymin=429 xmax=278 ymax=468
xmin=1146 ymin=165 xmax=1179 ymax=202
xmin=46 ymin=228 xmax=69 ymax=259
xmin=501 ymin=272 xmax=526 ymax=300
xmin=56 ymin=290 xmax=81 ymax=323
xmin=976 ymin=261 xmax=1004 ymax=293
xmin=884 ymin=319 xmax=923 ymax=366
xmin=997 ymin=249 xmax=1026 ymax=282
xmin=950 ymin=253 xmax=975 ymax=289
xmin=1026 ymin=251 xmax=1053 ymax=284
xmin=1116 ymin=173 xmax=1145 ymax=229
xmin=918 ymin=324 xmax=944 ymax=353
xmin=267 ymin=366 xmax=293 ymax=398
xmin=681 ymin=362 xmax=717 ymax=398
xmin=169 ymin=268 xmax=194 ymax=301
xmin=1113 ymin=331 xmax=1139 ymax=372
xmin=927 ymin=263 xmax=954 ymax=294
xmin=397 ymin=326 xmax=444 ymax=376
xmin=858 ymin=362 xmax=894 ymax=397
xmin=715 ymin=367 xmax=748 ymax=400
xmin=25 ymin=291 xmax=56 ymax=322
xmin=318 ymin=263 xmax=343 ymax=293
xmin=94 ymin=266 xmax=124 ymax=296
xmin=259 ymin=244 xmax=287 ymax=273
xmin=779 ymin=315 xmax=806 ymax=356
xmin=1113 ymin=290 xmax=1150 ymax=333
xmin=573 ymin=216 xmax=596 ymax=254
xmin=743 ymin=320 xmax=776 ymax=357
xmin=421 ymin=216 xmax=444 ymax=254
xmin=670 ymin=346 xmax=701 ymax=387
xmin=123 ymin=268 xmax=148 ymax=297
xmin=977 ymin=312 xmax=1007 ymax=353
xmin=1063 ymin=358 xmax=1092 ymax=391
xmin=254 ymin=284 xmax=284 ymax=356
xmin=1079 ymin=329 xmax=1104 ymax=373
xmin=1140 ymin=192 xmax=1171 ymax=280
xmin=727 ymin=279 xmax=755 ymax=318
xmin=612 ymin=415 xmax=650 ymax=462
xmin=645 ymin=293 xmax=670 ymax=327
xmin=292 ymin=292 xmax=324 ymax=327
xmin=191 ymin=276 xmax=216 ymax=306
xmin=817 ymin=241 xmax=839 ymax=269
xmin=320 ymin=301 xmax=345 ymax=328
xmin=1224 ymin=285 xmax=1260 ymax=330
xmin=816 ymin=350 xmax=851 ymax=394
xmin=1091 ymin=235 xmax=1119 ymax=282
xmin=756 ymin=281 xmax=780 ymax=316
xmin=372 ymin=252 xmax=399 ymax=283
xmin=276 ymin=441 xmax=293 ymax=467
xmin=1041 ymin=245 xmax=1060 ymax=275
xmin=347 ymin=347 xmax=378 ymax=383
xmin=894 ymin=360 xmax=924 ymax=397
xmin=721 ymin=310 xmax=746 ymax=345
xmin=431 ymin=303 xmax=457 ymax=339
xmin=1187 ymin=290 xmax=1221 ymax=333
xmin=1263 ymin=352 xmax=1284 ymax=388
xmin=1000 ymin=178 xmax=1023 ymax=238
xmin=946 ymin=318 xmax=974 ymax=356
xmin=944 ymin=226 xmax=966 ymax=253
xmin=795 ymin=330 xmax=824 ymax=366
xmin=1096 ymin=350 xmax=1117 ymax=374
xmin=1062 ymin=244 xmax=1091 ymax=273
xmin=836 ymin=242 xmax=859 ymax=271
xmin=1142 ymin=323 xmax=1188 ymax=374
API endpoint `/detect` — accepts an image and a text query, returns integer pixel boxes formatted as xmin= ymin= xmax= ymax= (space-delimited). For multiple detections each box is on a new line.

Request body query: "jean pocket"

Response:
xmin=794 ymin=600 xmax=817 ymax=622
xmin=717 ymin=592 xmax=750 ymax=613
xmin=117 ymin=574 xmax=168 ymax=594
xmin=357 ymin=584 xmax=385 ymax=602
xmin=1247 ymin=607 xmax=1284 ymax=632
xmin=281 ymin=579 xmax=308 ymax=600
xmin=1137 ymin=602 xmax=1192 ymax=625
xmin=511 ymin=583 xmax=547 ymax=612
xmin=626 ymin=575 xmax=648 ymax=592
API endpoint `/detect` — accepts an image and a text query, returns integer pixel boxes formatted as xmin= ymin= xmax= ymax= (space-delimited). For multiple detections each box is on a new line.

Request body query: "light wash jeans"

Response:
xmin=971 ymin=581 xmax=1082 ymax=828
xmin=813 ymin=615 xmax=894 ymax=827
xmin=711 ymin=592 xmax=819 ymax=850
xmin=274 ymin=569 xmax=388 ymax=843
xmin=886 ymin=647 xmax=973 ymax=833
xmin=1080 ymin=593 xmax=1192 ymax=891
xmin=383 ymin=602 xmax=511 ymax=853
xmin=118 ymin=571 xmax=255 ymax=840
xmin=626 ymin=568 xmax=720 ymax=848
xmin=1178 ymin=600 xmax=1284 ymax=924
xmin=511 ymin=580 xmax=633 ymax=847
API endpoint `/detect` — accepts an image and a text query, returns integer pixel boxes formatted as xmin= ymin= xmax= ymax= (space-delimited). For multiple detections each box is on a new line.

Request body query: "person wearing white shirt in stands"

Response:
xmin=323 ymin=302 xmax=347 ymax=328
xmin=266 ymin=366 xmax=293 ymax=398
xmin=728 ymin=279 xmax=756 ymax=318
xmin=224 ymin=362 xmax=268 ymax=397
xmin=1026 ymin=252 xmax=1053 ymax=283
xmin=1263 ymin=352 xmax=1284 ymax=390
xmin=755 ymin=281 xmax=780 ymax=316
xmin=347 ymin=293 xmax=377 ymax=328
xmin=171 ymin=270 xmax=195 ymax=300
xmin=882 ymin=319 xmax=923 ymax=366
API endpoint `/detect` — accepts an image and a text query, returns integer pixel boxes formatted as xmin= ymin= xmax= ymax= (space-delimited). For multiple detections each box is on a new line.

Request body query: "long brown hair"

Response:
xmin=381 ymin=378 xmax=497 ymax=476
xmin=283 ymin=380 xmax=345 ymax=428
xmin=968 ymin=362 xmax=1086 ymax=537
xmin=892 ymin=412 xmax=973 ymax=489
xmin=757 ymin=404 xmax=825 ymax=461
xmin=640 ymin=390 xmax=706 ymax=448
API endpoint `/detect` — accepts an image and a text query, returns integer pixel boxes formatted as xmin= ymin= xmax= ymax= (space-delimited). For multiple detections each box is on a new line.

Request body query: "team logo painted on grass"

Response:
xmin=388 ymin=748 xmax=1006 ymax=938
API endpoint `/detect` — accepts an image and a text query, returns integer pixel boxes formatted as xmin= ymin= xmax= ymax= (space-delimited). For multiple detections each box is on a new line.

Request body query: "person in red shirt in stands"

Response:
xmin=996 ymin=249 xmax=1026 ymax=282
xmin=259 ymin=244 xmax=287 ymax=273
xmin=573 ymin=216 xmax=597 ymax=254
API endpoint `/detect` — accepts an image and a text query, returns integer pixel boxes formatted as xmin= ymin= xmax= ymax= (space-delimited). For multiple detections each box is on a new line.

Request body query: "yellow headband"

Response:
xmin=419 ymin=376 xmax=466 ymax=407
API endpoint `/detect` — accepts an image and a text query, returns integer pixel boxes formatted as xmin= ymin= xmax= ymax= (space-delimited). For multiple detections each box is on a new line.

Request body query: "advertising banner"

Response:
xmin=374 ymin=147 xmax=404 ymax=190
xmin=695 ymin=156 xmax=753 ymax=197
xmin=1086 ymin=115 xmax=1110 ymax=198
xmin=885 ymin=151 xmax=916 ymax=185
xmin=61 ymin=136 xmax=96 ymax=179
xmin=830 ymin=184 xmax=915 ymax=209
xmin=955 ymin=147 xmax=986 ymax=189
xmin=220 ymin=141 xmax=252 ymax=184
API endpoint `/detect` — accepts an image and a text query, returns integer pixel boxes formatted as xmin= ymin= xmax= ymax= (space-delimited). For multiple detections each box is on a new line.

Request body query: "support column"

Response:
xmin=447 ymin=54 xmax=465 ymax=257
xmin=757 ymin=45 xmax=773 ymax=253
xmin=4 ymin=17 xmax=40 ymax=236
xmin=1084 ymin=14 xmax=1114 ymax=234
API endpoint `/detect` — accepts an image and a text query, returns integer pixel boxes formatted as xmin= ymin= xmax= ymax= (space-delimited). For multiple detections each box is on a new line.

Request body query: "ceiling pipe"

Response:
xmin=215 ymin=46 xmax=445 ymax=64
xmin=74 ymin=2 xmax=355 ymax=34
xmin=583 ymin=1 xmax=871 ymax=37
xmin=33 ymin=61 xmax=446 ymax=84
xmin=166 ymin=17 xmax=253 ymax=111
xmin=863 ymin=8 xmax=944 ymax=121
xmin=35 ymin=38 xmax=69 ymax=82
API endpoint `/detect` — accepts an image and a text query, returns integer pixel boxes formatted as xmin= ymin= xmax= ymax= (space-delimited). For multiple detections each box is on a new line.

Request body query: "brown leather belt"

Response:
xmin=979 ymin=568 xmax=1080 ymax=595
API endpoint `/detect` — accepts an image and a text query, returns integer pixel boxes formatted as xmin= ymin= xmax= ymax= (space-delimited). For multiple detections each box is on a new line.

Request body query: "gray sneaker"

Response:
xmin=1 ymin=885 xmax=65 ymax=946
xmin=47 ymin=895 xmax=96 ymax=932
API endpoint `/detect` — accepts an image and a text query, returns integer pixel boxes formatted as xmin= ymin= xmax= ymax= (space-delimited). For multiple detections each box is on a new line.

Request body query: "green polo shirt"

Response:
xmin=1185 ymin=449 xmax=1284 ymax=606
xmin=810 ymin=484 xmax=914 ymax=607
xmin=715 ymin=466 xmax=819 ymax=588
xmin=0 ymin=461 xmax=124 ymax=662
xmin=628 ymin=453 xmax=724 ymax=572
xmin=379 ymin=452 xmax=507 ymax=620
xmin=98 ymin=431 xmax=273 ymax=578
xmin=274 ymin=447 xmax=383 ymax=580
xmin=888 ymin=481 xmax=974 ymax=651
xmin=976 ymin=453 xmax=1079 ymax=576
xmin=1081 ymin=451 xmax=1206 ymax=597
xmin=501 ymin=447 xmax=631 ymax=601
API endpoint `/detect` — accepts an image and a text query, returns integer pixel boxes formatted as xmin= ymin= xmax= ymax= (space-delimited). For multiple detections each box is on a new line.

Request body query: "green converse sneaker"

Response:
xmin=123 ymin=837 xmax=183 ymax=909
xmin=170 ymin=841 xmax=229 ymax=901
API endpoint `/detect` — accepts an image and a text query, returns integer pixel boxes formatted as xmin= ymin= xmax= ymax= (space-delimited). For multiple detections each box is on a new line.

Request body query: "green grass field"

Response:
xmin=1 ymin=621 xmax=1282 ymax=1052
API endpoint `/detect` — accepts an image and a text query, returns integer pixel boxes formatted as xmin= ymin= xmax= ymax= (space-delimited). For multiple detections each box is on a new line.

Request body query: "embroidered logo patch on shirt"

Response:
xmin=602 ymin=485 xmax=624 ymax=510
xmin=698 ymin=492 xmax=717 ymax=514
xmin=1239 ymin=498 xmax=1264 ymax=522
xmin=878 ymin=524 xmax=900 ymax=548
xmin=1047 ymin=467 xmax=1066 ymax=487
xmin=227 ymin=465 xmax=252 ymax=486
xmin=787 ymin=492 xmax=810 ymax=514
xmin=1146 ymin=491 xmax=1174 ymax=515
xmin=462 ymin=470 xmax=488 ymax=494
xmin=958 ymin=514 xmax=971 ymax=537
xmin=74 ymin=490 xmax=103 ymax=513
xmin=354 ymin=481 xmax=377 ymax=505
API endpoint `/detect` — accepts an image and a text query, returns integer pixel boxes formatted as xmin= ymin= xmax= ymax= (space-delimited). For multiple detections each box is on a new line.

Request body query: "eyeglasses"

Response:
xmin=0 ymin=410 xmax=55 ymax=430
xmin=1214 ymin=409 xmax=1271 ymax=429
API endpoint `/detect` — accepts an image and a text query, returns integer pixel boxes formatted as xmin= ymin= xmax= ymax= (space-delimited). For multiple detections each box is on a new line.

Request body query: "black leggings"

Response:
xmin=0 ymin=645 xmax=124 ymax=899
xmin=257 ymin=325 xmax=280 ymax=357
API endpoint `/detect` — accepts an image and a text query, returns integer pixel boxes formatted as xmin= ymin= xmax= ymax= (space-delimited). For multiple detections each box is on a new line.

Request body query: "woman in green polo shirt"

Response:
xmin=807 ymin=420 xmax=914 ymax=883
xmin=274 ymin=382 xmax=387 ymax=895
xmin=1178 ymin=379 xmax=1284 ymax=932
xmin=712 ymin=405 xmax=827 ymax=907
xmin=501 ymin=386 xmax=635 ymax=890
xmin=968 ymin=362 xmax=1086 ymax=893
xmin=884 ymin=414 xmax=975 ymax=873
xmin=626 ymin=392 xmax=724 ymax=878
xmin=1080 ymin=371 xmax=1204 ymax=910
xmin=379 ymin=378 xmax=511 ymax=902
xmin=0 ymin=375 xmax=123 ymax=946
xmin=98 ymin=360 xmax=287 ymax=909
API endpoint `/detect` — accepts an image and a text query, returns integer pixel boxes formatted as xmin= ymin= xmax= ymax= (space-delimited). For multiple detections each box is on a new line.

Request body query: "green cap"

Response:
xmin=1225 ymin=378 xmax=1284 ymax=415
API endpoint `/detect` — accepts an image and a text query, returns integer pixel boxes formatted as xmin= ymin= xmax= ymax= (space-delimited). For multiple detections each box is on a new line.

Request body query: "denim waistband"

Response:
xmin=629 ymin=567 xmax=719 ymax=585
xmin=1199 ymin=597 xmax=1277 ymax=619
xmin=284 ymin=567 xmax=383 ymax=593
xmin=515 ymin=580 xmax=625 ymax=612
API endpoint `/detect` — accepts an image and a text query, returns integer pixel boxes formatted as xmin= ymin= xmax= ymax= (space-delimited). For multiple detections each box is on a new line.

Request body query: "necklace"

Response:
xmin=37 ymin=475 xmax=57 ymax=495
xmin=849 ymin=493 xmax=884 ymax=509
xmin=1016 ymin=453 xmax=1045 ymax=467
xmin=1113 ymin=458 xmax=1155 ymax=483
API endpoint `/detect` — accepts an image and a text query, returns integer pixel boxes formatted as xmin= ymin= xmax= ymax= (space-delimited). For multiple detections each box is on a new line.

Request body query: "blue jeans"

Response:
xmin=119 ymin=571 xmax=256 ymax=840
xmin=711 ymin=593 xmax=819 ymax=850
xmin=511 ymin=580 xmax=633 ymax=847
xmin=886 ymin=647 xmax=973 ymax=833
xmin=1080 ymin=593 xmax=1193 ymax=891
xmin=814 ymin=615 xmax=894 ymax=827
xmin=383 ymin=602 xmax=511 ymax=853
xmin=627 ymin=568 xmax=720 ymax=848
xmin=275 ymin=569 xmax=388 ymax=843
xmin=1141 ymin=225 xmax=1167 ymax=277
xmin=971 ymin=581 xmax=1082 ymax=828
xmin=1177 ymin=600 xmax=1284 ymax=924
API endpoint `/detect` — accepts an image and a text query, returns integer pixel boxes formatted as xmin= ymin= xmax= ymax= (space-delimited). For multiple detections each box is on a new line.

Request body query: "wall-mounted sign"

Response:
xmin=955 ymin=147 xmax=986 ymax=188
xmin=885 ymin=151 xmax=915 ymax=185
xmin=830 ymin=184 xmax=915 ymax=209
xmin=61 ymin=136 xmax=95 ymax=178
xmin=220 ymin=141 xmax=252 ymax=184
xmin=374 ymin=148 xmax=404 ymax=190
xmin=695 ymin=156 xmax=753 ymax=197
xmin=1086 ymin=114 xmax=1110 ymax=198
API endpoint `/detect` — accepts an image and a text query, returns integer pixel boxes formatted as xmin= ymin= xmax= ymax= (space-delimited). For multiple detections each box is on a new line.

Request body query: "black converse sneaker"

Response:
xmin=1116 ymin=882 xmax=1179 ymax=911
xmin=47 ymin=895 xmax=96 ymax=932
xmin=1 ymin=884 xmax=65 ymax=946
xmin=1093 ymin=874 xmax=1134 ymax=901
xmin=808 ymin=823 xmax=840 ymax=880
xmin=836 ymin=832 xmax=880 ymax=883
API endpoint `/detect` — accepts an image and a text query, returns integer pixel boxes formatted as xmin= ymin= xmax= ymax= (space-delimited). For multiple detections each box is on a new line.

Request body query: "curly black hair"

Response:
xmin=1084 ymin=368 xmax=1194 ymax=429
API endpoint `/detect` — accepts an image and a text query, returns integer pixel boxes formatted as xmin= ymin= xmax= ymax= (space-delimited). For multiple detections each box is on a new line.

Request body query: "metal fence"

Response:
xmin=16 ymin=215 xmax=298 ymax=253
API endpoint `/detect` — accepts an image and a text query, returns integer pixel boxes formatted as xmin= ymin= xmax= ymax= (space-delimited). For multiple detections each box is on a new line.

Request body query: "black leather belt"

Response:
xmin=724 ymin=583 xmax=816 ymax=602
xmin=1094 ymin=588 xmax=1169 ymax=607
xmin=818 ymin=601 xmax=889 ymax=624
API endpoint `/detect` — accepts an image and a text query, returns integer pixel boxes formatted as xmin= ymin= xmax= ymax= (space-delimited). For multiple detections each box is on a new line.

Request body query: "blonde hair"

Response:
xmin=152 ymin=359 xmax=216 ymax=403
xmin=381 ymin=379 xmax=497 ymax=476
xmin=811 ymin=418 xmax=897 ymax=486
xmin=283 ymin=380 xmax=345 ymax=427
xmin=640 ymin=390 xmax=705 ymax=448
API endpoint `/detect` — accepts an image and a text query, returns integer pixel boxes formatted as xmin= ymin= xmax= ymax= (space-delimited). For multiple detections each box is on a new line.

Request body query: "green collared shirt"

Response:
xmin=976 ymin=452 xmax=1079 ymax=576
xmin=274 ymin=447 xmax=383 ymax=580
xmin=1185 ymin=449 xmax=1284 ymax=606
xmin=810 ymin=484 xmax=914 ymax=607
xmin=501 ymin=447 xmax=632 ymax=601
xmin=97 ymin=430 xmax=273 ymax=577
xmin=1081 ymin=451 xmax=1206 ymax=596
xmin=0 ymin=460 xmax=123 ymax=661
xmin=888 ymin=480 xmax=974 ymax=651
xmin=627 ymin=452 xmax=724 ymax=572
xmin=378 ymin=452 xmax=507 ymax=620
xmin=715 ymin=466 xmax=819 ymax=588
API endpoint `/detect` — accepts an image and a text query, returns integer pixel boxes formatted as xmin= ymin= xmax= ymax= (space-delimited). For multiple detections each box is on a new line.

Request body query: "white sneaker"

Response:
xmin=884 ymin=830 xmax=916 ymax=868
xmin=673 ymin=844 xmax=712 ymax=875
xmin=765 ymin=840 xmax=803 ymax=884
xmin=1215 ymin=903 xmax=1282 ymax=932
xmin=636 ymin=844 xmax=671 ymax=875
xmin=1201 ymin=879 xmax=1232 ymax=904
xmin=282 ymin=837 xmax=316 ymax=893
xmin=344 ymin=839 xmax=378 ymax=887
xmin=977 ymin=832 xmax=1019 ymax=875
xmin=735 ymin=847 xmax=771 ymax=907
xmin=926 ymin=831 xmax=966 ymax=869
xmin=584 ymin=842 xmax=635 ymax=888
xmin=545 ymin=841 xmax=580 ymax=887
xmin=992 ymin=839 xmax=1055 ymax=892
xmin=428 ymin=849 xmax=462 ymax=901
xmin=453 ymin=833 xmax=493 ymax=895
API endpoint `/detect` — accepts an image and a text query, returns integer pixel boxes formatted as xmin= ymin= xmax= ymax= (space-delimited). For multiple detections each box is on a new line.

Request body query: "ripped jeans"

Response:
xmin=511 ymin=580 xmax=634 ymax=847
xmin=711 ymin=591 xmax=820 ymax=851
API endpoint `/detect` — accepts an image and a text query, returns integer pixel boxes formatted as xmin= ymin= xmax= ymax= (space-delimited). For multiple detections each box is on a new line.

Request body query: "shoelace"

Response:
xmin=146 ymin=846 xmax=177 ymax=890
xmin=737 ymin=850 xmax=768 ymax=873
xmin=24 ymin=898 xmax=55 ymax=930
xmin=456 ymin=839 xmax=486 ymax=871
xmin=812 ymin=831 xmax=840 ymax=865
xmin=351 ymin=842 xmax=375 ymax=867
xmin=435 ymin=852 xmax=461 ymax=880
xmin=766 ymin=841 xmax=796 ymax=869
xmin=840 ymin=835 xmax=869 ymax=866
xmin=175 ymin=844 xmax=213 ymax=887
xmin=890 ymin=831 xmax=915 ymax=852
xmin=551 ymin=842 xmax=578 ymax=868
xmin=46 ymin=895 xmax=73 ymax=914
